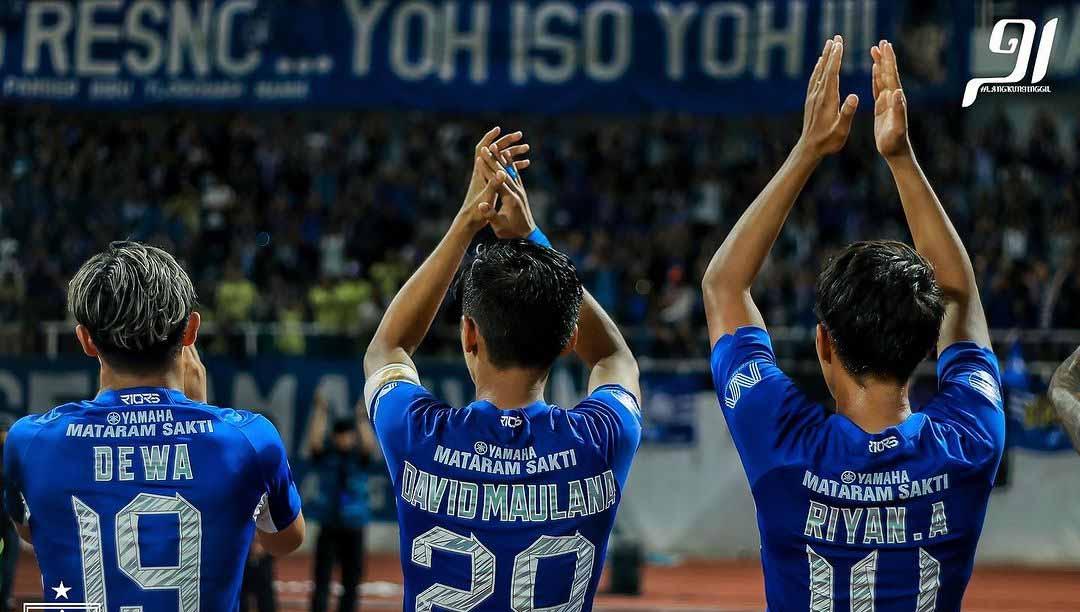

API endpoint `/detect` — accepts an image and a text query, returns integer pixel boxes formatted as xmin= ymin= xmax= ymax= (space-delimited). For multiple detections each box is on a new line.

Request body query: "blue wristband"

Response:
xmin=526 ymin=227 xmax=552 ymax=248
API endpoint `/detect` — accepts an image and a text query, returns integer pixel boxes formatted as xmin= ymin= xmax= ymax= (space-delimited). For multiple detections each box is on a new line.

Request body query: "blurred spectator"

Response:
xmin=0 ymin=414 xmax=19 ymax=612
xmin=217 ymin=259 xmax=259 ymax=322
xmin=304 ymin=392 xmax=377 ymax=612
xmin=239 ymin=539 xmax=276 ymax=612
xmin=1 ymin=106 xmax=1078 ymax=358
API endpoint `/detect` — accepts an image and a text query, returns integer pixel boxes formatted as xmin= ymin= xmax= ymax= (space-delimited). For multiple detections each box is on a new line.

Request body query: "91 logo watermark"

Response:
xmin=962 ymin=18 xmax=1058 ymax=107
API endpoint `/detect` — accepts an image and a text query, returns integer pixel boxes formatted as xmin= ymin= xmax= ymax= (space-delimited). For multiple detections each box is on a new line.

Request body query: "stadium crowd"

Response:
xmin=1 ymin=105 xmax=1078 ymax=358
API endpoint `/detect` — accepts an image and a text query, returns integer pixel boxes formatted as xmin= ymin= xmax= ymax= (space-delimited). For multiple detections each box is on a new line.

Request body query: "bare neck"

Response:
xmin=473 ymin=365 xmax=548 ymax=410
xmin=833 ymin=376 xmax=912 ymax=434
xmin=98 ymin=360 xmax=184 ymax=395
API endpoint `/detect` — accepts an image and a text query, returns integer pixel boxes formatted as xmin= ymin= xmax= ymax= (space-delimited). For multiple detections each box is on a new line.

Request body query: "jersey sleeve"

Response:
xmin=366 ymin=372 xmax=448 ymax=480
xmin=2 ymin=417 xmax=33 ymax=525
xmin=571 ymin=385 xmax=643 ymax=487
xmin=920 ymin=341 xmax=1006 ymax=469
xmin=244 ymin=416 xmax=303 ymax=533
xmin=711 ymin=326 xmax=828 ymax=484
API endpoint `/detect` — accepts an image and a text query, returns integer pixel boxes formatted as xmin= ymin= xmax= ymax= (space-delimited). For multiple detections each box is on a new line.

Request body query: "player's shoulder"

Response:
xmin=712 ymin=325 xmax=775 ymax=358
xmin=205 ymin=405 xmax=281 ymax=441
xmin=174 ymin=401 xmax=283 ymax=450
xmin=11 ymin=400 xmax=91 ymax=433
xmin=369 ymin=379 xmax=450 ymax=423
xmin=711 ymin=326 xmax=780 ymax=384
xmin=935 ymin=341 xmax=1003 ymax=405
xmin=570 ymin=384 xmax=642 ymax=422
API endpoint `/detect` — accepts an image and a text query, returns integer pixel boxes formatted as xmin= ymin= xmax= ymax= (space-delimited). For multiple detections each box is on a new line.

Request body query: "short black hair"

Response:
xmin=68 ymin=241 xmax=196 ymax=374
xmin=814 ymin=240 xmax=945 ymax=382
xmin=461 ymin=239 xmax=584 ymax=371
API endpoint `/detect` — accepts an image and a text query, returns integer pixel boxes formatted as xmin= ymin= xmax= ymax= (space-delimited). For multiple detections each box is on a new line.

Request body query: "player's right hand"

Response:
xmin=798 ymin=35 xmax=858 ymax=159
xmin=465 ymin=128 xmax=530 ymax=212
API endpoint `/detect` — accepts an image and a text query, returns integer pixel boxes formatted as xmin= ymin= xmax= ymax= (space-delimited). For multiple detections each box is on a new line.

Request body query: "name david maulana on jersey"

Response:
xmin=397 ymin=443 xmax=617 ymax=523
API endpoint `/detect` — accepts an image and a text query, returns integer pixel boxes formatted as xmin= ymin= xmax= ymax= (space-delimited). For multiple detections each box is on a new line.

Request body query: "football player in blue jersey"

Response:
xmin=701 ymin=37 xmax=1005 ymax=611
xmin=363 ymin=128 xmax=642 ymax=612
xmin=3 ymin=241 xmax=304 ymax=611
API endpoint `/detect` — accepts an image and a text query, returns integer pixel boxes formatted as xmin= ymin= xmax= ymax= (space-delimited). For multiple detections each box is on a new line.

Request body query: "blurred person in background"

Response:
xmin=240 ymin=538 xmax=276 ymax=612
xmin=0 ymin=240 xmax=26 ymax=354
xmin=1050 ymin=347 xmax=1080 ymax=455
xmin=305 ymin=391 xmax=378 ymax=612
xmin=0 ymin=415 xmax=18 ymax=612
xmin=215 ymin=257 xmax=259 ymax=356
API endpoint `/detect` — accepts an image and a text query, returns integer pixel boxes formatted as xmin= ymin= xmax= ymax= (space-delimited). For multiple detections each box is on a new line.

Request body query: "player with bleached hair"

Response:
xmin=702 ymin=37 xmax=1004 ymax=611
xmin=4 ymin=241 xmax=304 ymax=611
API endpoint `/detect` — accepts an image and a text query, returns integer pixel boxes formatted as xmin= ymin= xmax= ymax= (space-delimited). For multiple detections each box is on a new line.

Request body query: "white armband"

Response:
xmin=363 ymin=362 xmax=421 ymax=419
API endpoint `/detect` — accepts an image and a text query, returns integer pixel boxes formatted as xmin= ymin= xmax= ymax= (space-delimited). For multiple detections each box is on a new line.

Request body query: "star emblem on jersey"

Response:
xmin=52 ymin=580 xmax=71 ymax=599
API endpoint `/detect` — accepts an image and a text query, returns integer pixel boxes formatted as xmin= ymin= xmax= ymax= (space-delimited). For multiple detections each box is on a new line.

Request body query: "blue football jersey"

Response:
xmin=712 ymin=327 xmax=1005 ymax=612
xmin=3 ymin=386 xmax=302 ymax=612
xmin=369 ymin=379 xmax=641 ymax=612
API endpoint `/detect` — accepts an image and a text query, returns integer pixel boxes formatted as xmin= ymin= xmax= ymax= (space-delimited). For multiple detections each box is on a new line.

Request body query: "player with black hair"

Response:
xmin=4 ymin=241 xmax=304 ymax=611
xmin=364 ymin=128 xmax=641 ymax=612
xmin=702 ymin=38 xmax=1004 ymax=610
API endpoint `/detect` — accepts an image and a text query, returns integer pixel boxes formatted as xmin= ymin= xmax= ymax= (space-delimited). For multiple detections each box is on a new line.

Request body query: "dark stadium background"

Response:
xmin=2 ymin=0 xmax=1080 ymax=610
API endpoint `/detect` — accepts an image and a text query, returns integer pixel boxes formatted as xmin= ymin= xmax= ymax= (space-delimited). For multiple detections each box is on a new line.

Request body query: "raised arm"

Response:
xmin=363 ymin=129 xmax=527 ymax=382
xmin=702 ymin=36 xmax=858 ymax=345
xmin=575 ymin=291 xmax=640 ymax=398
xmin=476 ymin=142 xmax=640 ymax=399
xmin=1049 ymin=346 xmax=1080 ymax=455
xmin=363 ymin=176 xmax=501 ymax=377
xmin=872 ymin=41 xmax=991 ymax=351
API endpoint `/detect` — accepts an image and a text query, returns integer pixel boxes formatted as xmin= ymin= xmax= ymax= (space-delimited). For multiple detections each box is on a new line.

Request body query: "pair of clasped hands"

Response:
xmin=454 ymin=125 xmax=538 ymax=240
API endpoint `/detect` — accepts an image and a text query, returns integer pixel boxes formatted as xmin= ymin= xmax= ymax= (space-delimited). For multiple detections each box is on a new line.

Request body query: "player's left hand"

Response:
xmin=872 ymin=40 xmax=911 ymax=161
xmin=477 ymin=143 xmax=536 ymax=239
xmin=799 ymin=35 xmax=859 ymax=159
xmin=181 ymin=344 xmax=208 ymax=403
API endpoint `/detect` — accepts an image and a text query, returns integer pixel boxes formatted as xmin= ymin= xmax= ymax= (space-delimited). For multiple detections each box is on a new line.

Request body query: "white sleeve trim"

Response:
xmin=364 ymin=362 xmax=421 ymax=419
xmin=254 ymin=493 xmax=277 ymax=533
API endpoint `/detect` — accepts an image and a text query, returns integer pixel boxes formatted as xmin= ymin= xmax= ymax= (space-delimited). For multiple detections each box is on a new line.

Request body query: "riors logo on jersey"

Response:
xmin=119 ymin=392 xmax=161 ymax=405
xmin=868 ymin=436 xmax=900 ymax=453
xmin=500 ymin=414 xmax=523 ymax=428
